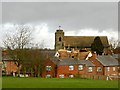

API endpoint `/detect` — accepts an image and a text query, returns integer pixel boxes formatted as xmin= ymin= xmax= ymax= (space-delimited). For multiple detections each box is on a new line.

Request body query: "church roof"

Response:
xmin=64 ymin=36 xmax=109 ymax=48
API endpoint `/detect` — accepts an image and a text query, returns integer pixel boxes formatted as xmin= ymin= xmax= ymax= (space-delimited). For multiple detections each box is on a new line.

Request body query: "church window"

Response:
xmin=59 ymin=37 xmax=61 ymax=41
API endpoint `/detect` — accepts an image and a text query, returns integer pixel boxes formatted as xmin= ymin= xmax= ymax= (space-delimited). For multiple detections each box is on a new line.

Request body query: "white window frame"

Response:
xmin=59 ymin=74 xmax=64 ymax=78
xmin=46 ymin=66 xmax=52 ymax=71
xmin=69 ymin=75 xmax=74 ymax=78
xmin=69 ymin=65 xmax=74 ymax=71
xmin=97 ymin=67 xmax=102 ymax=72
xmin=88 ymin=67 xmax=93 ymax=72
xmin=107 ymin=67 xmax=110 ymax=72
xmin=113 ymin=67 xmax=116 ymax=72
xmin=46 ymin=74 xmax=51 ymax=78
xmin=78 ymin=65 xmax=83 ymax=70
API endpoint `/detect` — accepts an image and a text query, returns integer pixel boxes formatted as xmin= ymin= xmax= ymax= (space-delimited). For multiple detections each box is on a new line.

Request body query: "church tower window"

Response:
xmin=59 ymin=37 xmax=61 ymax=41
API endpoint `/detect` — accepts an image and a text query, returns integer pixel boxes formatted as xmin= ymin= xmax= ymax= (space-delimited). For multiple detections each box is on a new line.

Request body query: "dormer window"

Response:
xmin=59 ymin=37 xmax=61 ymax=41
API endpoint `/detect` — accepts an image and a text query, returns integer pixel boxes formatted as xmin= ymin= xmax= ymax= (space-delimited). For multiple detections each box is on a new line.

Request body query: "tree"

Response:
xmin=3 ymin=24 xmax=33 ymax=77
xmin=91 ymin=36 xmax=104 ymax=55
xmin=18 ymin=48 xmax=46 ymax=77
xmin=109 ymin=37 xmax=119 ymax=49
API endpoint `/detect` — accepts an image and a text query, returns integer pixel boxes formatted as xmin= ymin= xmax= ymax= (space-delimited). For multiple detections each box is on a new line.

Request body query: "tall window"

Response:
xmin=113 ymin=67 xmax=116 ymax=72
xmin=78 ymin=65 xmax=83 ymax=70
xmin=59 ymin=37 xmax=61 ymax=41
xmin=69 ymin=65 xmax=74 ymax=71
xmin=107 ymin=67 xmax=110 ymax=72
xmin=46 ymin=66 xmax=52 ymax=71
xmin=88 ymin=67 xmax=93 ymax=72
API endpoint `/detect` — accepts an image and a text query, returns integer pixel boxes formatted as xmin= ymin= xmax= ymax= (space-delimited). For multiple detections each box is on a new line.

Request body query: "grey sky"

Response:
xmin=2 ymin=2 xmax=118 ymax=31
xmin=1 ymin=2 xmax=118 ymax=49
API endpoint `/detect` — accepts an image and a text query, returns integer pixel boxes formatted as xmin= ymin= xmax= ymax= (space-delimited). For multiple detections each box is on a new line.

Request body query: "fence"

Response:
xmin=80 ymin=74 xmax=108 ymax=80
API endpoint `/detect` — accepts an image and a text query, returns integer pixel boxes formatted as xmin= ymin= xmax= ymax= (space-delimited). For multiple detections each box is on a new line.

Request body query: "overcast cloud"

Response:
xmin=1 ymin=2 xmax=118 ymax=49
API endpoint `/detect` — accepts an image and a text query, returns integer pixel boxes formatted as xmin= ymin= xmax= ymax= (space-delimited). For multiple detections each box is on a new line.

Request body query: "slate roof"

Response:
xmin=64 ymin=36 xmax=109 ymax=48
xmin=40 ymin=50 xmax=56 ymax=58
xmin=112 ymin=54 xmax=120 ymax=59
xmin=97 ymin=55 xmax=119 ymax=66
xmin=51 ymin=57 xmax=95 ymax=66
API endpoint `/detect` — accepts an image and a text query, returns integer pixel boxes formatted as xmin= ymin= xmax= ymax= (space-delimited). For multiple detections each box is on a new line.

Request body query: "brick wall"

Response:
xmin=4 ymin=61 xmax=18 ymax=74
xmin=88 ymin=53 xmax=104 ymax=75
xmin=42 ymin=58 xmax=57 ymax=78
xmin=104 ymin=66 xmax=119 ymax=77
xmin=57 ymin=65 xmax=96 ymax=78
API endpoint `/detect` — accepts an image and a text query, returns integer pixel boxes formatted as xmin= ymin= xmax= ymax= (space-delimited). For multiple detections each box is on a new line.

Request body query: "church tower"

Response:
xmin=55 ymin=26 xmax=64 ymax=51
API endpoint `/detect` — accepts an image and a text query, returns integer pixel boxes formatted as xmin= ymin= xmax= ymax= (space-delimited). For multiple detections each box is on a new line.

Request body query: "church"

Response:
xmin=55 ymin=27 xmax=110 ymax=55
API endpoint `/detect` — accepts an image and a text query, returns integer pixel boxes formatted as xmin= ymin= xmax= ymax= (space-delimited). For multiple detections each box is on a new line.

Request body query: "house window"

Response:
xmin=78 ymin=65 xmax=83 ymax=70
xmin=46 ymin=74 xmax=51 ymax=78
xmin=69 ymin=75 xmax=74 ymax=78
xmin=97 ymin=67 xmax=102 ymax=72
xmin=113 ymin=67 xmax=116 ymax=72
xmin=46 ymin=66 xmax=52 ymax=71
xmin=59 ymin=74 xmax=64 ymax=78
xmin=107 ymin=67 xmax=110 ymax=72
xmin=59 ymin=37 xmax=61 ymax=41
xmin=69 ymin=65 xmax=74 ymax=71
xmin=88 ymin=67 xmax=93 ymax=72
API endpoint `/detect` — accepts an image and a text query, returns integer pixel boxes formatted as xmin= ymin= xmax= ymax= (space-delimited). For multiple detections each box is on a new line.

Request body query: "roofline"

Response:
xmin=64 ymin=36 xmax=108 ymax=37
xmin=96 ymin=58 xmax=119 ymax=66
xmin=96 ymin=58 xmax=106 ymax=66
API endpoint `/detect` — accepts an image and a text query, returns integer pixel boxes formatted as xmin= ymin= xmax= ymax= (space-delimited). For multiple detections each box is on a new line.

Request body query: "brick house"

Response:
xmin=2 ymin=50 xmax=18 ymax=75
xmin=42 ymin=58 xmax=57 ymax=78
xmin=88 ymin=53 xmax=119 ymax=79
xmin=97 ymin=55 xmax=119 ymax=79
xmin=56 ymin=58 xmax=95 ymax=78
xmin=42 ymin=57 xmax=95 ymax=78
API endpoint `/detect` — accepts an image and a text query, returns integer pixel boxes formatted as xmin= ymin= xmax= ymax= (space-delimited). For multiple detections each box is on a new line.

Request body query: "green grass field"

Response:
xmin=2 ymin=77 xmax=119 ymax=88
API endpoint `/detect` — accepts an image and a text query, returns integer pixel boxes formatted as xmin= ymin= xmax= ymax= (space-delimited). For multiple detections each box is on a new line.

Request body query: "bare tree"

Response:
xmin=3 ymin=24 xmax=33 ymax=77
xmin=3 ymin=25 xmax=32 ymax=49
xmin=109 ymin=37 xmax=119 ymax=49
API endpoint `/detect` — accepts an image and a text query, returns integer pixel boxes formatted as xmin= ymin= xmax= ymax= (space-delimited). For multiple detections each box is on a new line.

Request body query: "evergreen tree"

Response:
xmin=91 ymin=36 xmax=104 ymax=55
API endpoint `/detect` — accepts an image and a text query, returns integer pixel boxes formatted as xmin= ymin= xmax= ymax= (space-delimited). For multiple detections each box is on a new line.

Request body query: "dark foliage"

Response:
xmin=91 ymin=36 xmax=104 ymax=55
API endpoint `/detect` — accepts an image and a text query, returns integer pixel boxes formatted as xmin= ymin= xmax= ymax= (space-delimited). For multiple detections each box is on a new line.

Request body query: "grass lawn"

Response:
xmin=2 ymin=76 xmax=118 ymax=88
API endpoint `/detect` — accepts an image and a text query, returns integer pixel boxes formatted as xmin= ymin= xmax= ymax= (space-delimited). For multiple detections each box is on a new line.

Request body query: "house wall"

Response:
xmin=88 ymin=53 xmax=104 ymax=75
xmin=88 ymin=53 xmax=119 ymax=77
xmin=104 ymin=66 xmax=119 ymax=77
xmin=57 ymin=65 xmax=96 ymax=78
xmin=42 ymin=59 xmax=57 ymax=78
xmin=3 ymin=61 xmax=18 ymax=75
